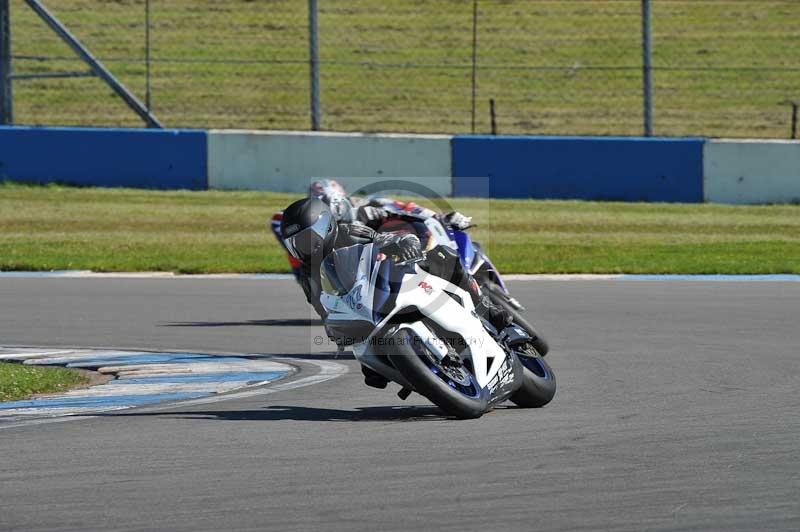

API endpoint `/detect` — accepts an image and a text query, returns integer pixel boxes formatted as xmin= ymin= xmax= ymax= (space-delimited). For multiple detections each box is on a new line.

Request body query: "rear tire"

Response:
xmin=509 ymin=345 xmax=556 ymax=408
xmin=384 ymin=328 xmax=490 ymax=419
xmin=482 ymin=281 xmax=550 ymax=356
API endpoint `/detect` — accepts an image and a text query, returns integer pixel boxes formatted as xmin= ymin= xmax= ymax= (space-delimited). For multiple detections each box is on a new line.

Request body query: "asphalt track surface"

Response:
xmin=1 ymin=277 xmax=798 ymax=531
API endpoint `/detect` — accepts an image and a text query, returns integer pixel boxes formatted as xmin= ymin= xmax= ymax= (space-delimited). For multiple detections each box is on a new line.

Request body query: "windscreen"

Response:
xmin=320 ymin=244 xmax=368 ymax=296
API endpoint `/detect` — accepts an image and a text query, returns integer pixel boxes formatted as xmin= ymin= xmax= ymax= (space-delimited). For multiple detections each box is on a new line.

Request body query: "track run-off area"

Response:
xmin=0 ymin=347 xmax=301 ymax=422
xmin=0 ymin=275 xmax=798 ymax=531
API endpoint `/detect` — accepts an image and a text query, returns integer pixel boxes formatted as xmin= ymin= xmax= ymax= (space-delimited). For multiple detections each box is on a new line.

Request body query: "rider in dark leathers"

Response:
xmin=280 ymin=197 xmax=511 ymax=388
xmin=270 ymin=179 xmax=474 ymax=282
xmin=280 ymin=197 xmax=439 ymax=319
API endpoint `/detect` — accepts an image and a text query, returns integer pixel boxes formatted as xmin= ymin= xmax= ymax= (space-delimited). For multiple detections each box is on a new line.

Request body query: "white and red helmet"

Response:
xmin=308 ymin=179 xmax=346 ymax=203
xmin=307 ymin=179 xmax=355 ymax=223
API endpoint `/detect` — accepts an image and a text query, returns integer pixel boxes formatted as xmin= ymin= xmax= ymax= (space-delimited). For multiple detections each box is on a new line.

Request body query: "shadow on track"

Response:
xmin=161 ymin=318 xmax=324 ymax=328
xmin=245 ymin=352 xmax=356 ymax=360
xmin=110 ymin=404 xmax=447 ymax=422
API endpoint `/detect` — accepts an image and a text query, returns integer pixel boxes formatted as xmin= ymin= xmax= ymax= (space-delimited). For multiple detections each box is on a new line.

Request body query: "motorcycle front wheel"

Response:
xmin=384 ymin=328 xmax=490 ymax=419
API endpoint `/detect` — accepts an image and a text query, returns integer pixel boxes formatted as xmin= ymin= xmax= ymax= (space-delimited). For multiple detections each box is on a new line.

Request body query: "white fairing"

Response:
xmin=424 ymin=218 xmax=458 ymax=251
xmin=387 ymin=266 xmax=508 ymax=389
xmin=321 ymin=245 xmax=511 ymax=392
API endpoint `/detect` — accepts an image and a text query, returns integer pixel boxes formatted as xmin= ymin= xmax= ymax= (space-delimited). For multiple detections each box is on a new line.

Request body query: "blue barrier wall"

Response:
xmin=13 ymin=127 xmax=791 ymax=204
xmin=452 ymin=136 xmax=705 ymax=202
xmin=0 ymin=126 xmax=207 ymax=190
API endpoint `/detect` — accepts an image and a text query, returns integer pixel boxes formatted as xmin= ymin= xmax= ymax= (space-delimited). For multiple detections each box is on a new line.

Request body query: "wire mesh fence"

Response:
xmin=651 ymin=0 xmax=800 ymax=138
xmin=3 ymin=0 xmax=799 ymax=138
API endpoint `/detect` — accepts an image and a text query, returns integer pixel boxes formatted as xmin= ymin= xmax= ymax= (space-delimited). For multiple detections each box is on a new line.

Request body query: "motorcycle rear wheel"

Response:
xmin=481 ymin=280 xmax=550 ymax=356
xmin=385 ymin=328 xmax=490 ymax=419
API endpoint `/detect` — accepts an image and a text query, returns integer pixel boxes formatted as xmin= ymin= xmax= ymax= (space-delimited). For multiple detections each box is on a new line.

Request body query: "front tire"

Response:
xmin=482 ymin=281 xmax=550 ymax=356
xmin=384 ymin=328 xmax=490 ymax=419
xmin=509 ymin=345 xmax=556 ymax=408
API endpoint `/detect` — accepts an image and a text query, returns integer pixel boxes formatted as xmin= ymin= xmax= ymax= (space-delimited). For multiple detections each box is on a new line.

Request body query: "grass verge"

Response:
xmin=1 ymin=182 xmax=799 ymax=274
xmin=0 ymin=361 xmax=90 ymax=402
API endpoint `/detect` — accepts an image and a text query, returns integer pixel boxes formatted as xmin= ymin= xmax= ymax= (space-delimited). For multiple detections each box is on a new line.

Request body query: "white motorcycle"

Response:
xmin=320 ymin=240 xmax=556 ymax=419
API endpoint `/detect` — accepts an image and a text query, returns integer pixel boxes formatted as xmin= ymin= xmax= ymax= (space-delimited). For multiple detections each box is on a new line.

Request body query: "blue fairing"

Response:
xmin=451 ymin=230 xmax=475 ymax=270
xmin=482 ymin=252 xmax=509 ymax=293
xmin=270 ymin=218 xmax=283 ymax=244
xmin=372 ymin=258 xmax=392 ymax=322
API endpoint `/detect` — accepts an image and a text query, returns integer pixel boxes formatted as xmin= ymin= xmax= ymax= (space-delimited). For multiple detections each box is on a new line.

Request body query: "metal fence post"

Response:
xmin=145 ymin=0 xmax=151 ymax=113
xmin=470 ymin=0 xmax=478 ymax=134
xmin=0 ymin=0 xmax=12 ymax=125
xmin=308 ymin=0 xmax=321 ymax=131
xmin=641 ymin=0 xmax=653 ymax=136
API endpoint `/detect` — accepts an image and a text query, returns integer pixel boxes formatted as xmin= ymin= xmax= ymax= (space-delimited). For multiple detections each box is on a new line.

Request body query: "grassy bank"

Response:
xmin=10 ymin=0 xmax=800 ymax=137
xmin=1 ymin=183 xmax=799 ymax=274
xmin=0 ymin=361 xmax=89 ymax=402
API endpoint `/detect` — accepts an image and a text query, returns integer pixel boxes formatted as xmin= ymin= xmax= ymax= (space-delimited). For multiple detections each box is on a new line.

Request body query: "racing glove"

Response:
xmin=339 ymin=222 xmax=376 ymax=244
xmin=375 ymin=233 xmax=423 ymax=263
xmin=357 ymin=205 xmax=387 ymax=226
xmin=442 ymin=211 xmax=473 ymax=230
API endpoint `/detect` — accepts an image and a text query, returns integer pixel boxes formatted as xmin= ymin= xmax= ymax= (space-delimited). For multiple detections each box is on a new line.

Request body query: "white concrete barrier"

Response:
xmin=704 ymin=140 xmax=800 ymax=204
xmin=208 ymin=130 xmax=452 ymax=197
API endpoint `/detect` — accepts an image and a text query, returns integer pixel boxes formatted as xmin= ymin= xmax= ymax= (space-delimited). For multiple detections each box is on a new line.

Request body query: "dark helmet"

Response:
xmin=280 ymin=198 xmax=338 ymax=262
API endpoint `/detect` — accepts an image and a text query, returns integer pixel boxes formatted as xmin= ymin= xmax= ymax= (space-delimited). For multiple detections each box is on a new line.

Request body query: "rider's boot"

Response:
xmin=361 ymin=364 xmax=389 ymax=389
xmin=475 ymin=296 xmax=513 ymax=334
xmin=423 ymin=244 xmax=513 ymax=336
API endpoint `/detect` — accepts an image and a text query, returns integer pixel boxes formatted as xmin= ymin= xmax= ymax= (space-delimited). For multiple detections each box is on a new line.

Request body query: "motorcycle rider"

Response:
xmin=271 ymin=179 xmax=373 ymax=280
xmin=280 ymin=197 xmax=512 ymax=389
xmin=305 ymin=178 xmax=474 ymax=232
xmin=271 ymin=179 xmax=475 ymax=280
